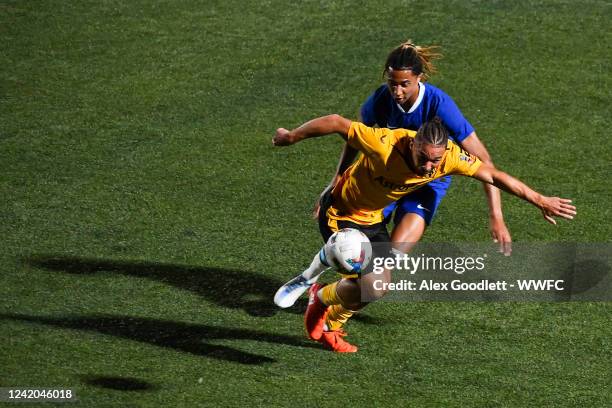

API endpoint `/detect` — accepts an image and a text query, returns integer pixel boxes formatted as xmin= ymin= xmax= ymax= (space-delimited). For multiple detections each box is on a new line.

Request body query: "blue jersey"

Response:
xmin=360 ymin=82 xmax=475 ymax=224
xmin=361 ymin=82 xmax=474 ymax=143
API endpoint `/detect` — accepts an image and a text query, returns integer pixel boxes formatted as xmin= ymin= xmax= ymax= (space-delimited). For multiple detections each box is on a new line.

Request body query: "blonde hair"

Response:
xmin=383 ymin=40 xmax=442 ymax=81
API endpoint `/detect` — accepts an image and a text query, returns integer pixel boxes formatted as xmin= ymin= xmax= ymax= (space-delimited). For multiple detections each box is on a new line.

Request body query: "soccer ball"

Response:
xmin=324 ymin=228 xmax=372 ymax=275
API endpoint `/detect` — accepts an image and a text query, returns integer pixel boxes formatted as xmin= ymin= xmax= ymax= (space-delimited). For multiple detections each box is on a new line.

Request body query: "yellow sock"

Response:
xmin=320 ymin=281 xmax=342 ymax=306
xmin=325 ymin=304 xmax=355 ymax=331
xmin=319 ymin=281 xmax=356 ymax=331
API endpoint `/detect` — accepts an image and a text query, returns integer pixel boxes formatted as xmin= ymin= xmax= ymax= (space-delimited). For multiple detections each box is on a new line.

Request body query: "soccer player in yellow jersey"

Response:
xmin=272 ymin=114 xmax=576 ymax=353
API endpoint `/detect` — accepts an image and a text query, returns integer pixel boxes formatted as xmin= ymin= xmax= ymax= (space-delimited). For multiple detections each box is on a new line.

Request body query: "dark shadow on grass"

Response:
xmin=1 ymin=313 xmax=319 ymax=365
xmin=350 ymin=313 xmax=384 ymax=325
xmin=565 ymin=260 xmax=610 ymax=296
xmin=25 ymin=255 xmax=309 ymax=317
xmin=83 ymin=375 xmax=156 ymax=392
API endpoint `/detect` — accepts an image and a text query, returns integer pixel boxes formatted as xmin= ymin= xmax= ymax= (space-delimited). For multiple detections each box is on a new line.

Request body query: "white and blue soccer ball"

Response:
xmin=323 ymin=228 xmax=372 ymax=275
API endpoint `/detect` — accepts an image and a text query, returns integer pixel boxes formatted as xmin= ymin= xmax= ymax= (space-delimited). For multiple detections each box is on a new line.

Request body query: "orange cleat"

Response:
xmin=304 ymin=283 xmax=328 ymax=341
xmin=319 ymin=330 xmax=358 ymax=353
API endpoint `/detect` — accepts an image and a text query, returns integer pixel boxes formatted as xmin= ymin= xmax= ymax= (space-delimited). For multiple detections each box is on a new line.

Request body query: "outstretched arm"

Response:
xmin=272 ymin=114 xmax=352 ymax=146
xmin=460 ymin=132 xmax=512 ymax=254
xmin=472 ymin=164 xmax=576 ymax=224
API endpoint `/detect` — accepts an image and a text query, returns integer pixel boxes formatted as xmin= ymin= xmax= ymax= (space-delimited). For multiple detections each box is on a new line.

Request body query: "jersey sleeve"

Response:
xmin=435 ymin=93 xmax=475 ymax=143
xmin=443 ymin=141 xmax=482 ymax=176
xmin=360 ymin=85 xmax=388 ymax=127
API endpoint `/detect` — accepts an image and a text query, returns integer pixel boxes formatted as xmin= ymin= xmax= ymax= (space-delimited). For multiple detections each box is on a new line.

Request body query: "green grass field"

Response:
xmin=1 ymin=0 xmax=611 ymax=406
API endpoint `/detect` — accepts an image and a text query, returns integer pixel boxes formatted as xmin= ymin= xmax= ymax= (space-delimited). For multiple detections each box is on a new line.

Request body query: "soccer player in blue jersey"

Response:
xmin=274 ymin=40 xmax=518 ymax=348
xmin=318 ymin=40 xmax=511 ymax=255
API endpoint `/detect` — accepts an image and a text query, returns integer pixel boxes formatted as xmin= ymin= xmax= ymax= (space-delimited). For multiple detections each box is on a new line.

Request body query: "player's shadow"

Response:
xmin=563 ymin=259 xmax=610 ymax=299
xmin=1 ymin=313 xmax=318 ymax=365
xmin=82 ymin=375 xmax=156 ymax=392
xmin=25 ymin=255 xmax=307 ymax=317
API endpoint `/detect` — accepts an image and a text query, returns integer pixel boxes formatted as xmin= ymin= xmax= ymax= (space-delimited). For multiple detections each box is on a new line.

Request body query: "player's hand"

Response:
xmin=539 ymin=197 xmax=576 ymax=225
xmin=490 ymin=217 xmax=512 ymax=256
xmin=272 ymin=128 xmax=296 ymax=146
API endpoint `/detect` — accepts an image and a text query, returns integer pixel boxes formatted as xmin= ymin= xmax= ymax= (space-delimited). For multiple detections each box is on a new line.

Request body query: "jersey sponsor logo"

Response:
xmin=374 ymin=176 xmax=415 ymax=192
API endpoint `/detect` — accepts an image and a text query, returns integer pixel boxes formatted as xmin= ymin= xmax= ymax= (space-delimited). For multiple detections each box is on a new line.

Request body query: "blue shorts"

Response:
xmin=383 ymin=176 xmax=451 ymax=226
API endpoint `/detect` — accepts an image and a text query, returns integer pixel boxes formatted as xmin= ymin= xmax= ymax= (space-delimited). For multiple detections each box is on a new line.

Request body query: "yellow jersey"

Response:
xmin=327 ymin=122 xmax=482 ymax=227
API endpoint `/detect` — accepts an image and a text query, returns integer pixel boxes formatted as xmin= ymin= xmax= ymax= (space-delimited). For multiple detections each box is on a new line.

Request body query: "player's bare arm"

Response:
xmin=460 ymin=132 xmax=512 ymax=253
xmin=272 ymin=114 xmax=351 ymax=146
xmin=472 ymin=163 xmax=577 ymax=225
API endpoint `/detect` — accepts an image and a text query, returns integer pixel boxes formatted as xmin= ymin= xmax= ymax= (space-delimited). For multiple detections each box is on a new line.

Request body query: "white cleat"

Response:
xmin=274 ymin=273 xmax=323 ymax=308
